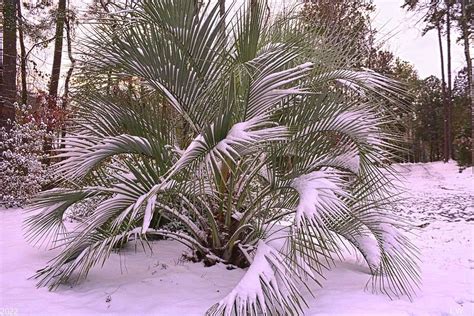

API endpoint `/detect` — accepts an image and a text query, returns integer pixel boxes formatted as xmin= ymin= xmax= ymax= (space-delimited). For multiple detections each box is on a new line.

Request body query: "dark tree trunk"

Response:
xmin=17 ymin=0 xmax=27 ymax=106
xmin=446 ymin=0 xmax=453 ymax=160
xmin=0 ymin=0 xmax=2 ymax=95
xmin=63 ymin=15 xmax=75 ymax=102
xmin=459 ymin=0 xmax=473 ymax=165
xmin=459 ymin=0 xmax=472 ymax=91
xmin=435 ymin=9 xmax=450 ymax=163
xmin=49 ymin=0 xmax=66 ymax=98
xmin=1 ymin=0 xmax=17 ymax=128
xmin=60 ymin=14 xmax=75 ymax=149
xmin=44 ymin=0 xmax=66 ymax=161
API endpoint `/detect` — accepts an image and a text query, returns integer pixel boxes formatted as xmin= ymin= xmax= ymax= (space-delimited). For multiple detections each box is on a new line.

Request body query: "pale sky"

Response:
xmin=271 ymin=0 xmax=467 ymax=79
xmin=373 ymin=0 xmax=466 ymax=79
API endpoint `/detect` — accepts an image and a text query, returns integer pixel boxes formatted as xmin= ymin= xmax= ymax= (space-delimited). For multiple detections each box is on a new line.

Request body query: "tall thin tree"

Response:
xmin=458 ymin=0 xmax=472 ymax=92
xmin=0 ymin=0 xmax=3 ymax=110
xmin=17 ymin=0 xmax=27 ymax=106
xmin=433 ymin=6 xmax=450 ymax=162
xmin=49 ymin=0 xmax=66 ymax=98
xmin=1 ymin=0 xmax=17 ymax=128
xmin=457 ymin=0 xmax=472 ymax=164
xmin=445 ymin=0 xmax=453 ymax=160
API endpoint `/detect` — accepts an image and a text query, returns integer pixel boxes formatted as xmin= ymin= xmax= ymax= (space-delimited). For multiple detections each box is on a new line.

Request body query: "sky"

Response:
xmin=272 ymin=0 xmax=467 ymax=80
xmin=372 ymin=0 xmax=466 ymax=79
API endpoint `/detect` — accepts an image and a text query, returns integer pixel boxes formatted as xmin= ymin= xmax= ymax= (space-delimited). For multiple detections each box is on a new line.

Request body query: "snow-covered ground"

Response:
xmin=1 ymin=162 xmax=472 ymax=315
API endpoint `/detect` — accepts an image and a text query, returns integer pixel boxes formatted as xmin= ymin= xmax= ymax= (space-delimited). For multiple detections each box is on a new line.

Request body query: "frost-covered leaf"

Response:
xmin=291 ymin=170 xmax=350 ymax=227
xmin=207 ymin=241 xmax=307 ymax=316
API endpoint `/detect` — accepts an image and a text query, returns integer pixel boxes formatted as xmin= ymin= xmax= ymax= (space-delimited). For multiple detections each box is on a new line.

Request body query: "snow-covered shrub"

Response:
xmin=0 ymin=104 xmax=52 ymax=207
xmin=26 ymin=1 xmax=420 ymax=314
xmin=65 ymin=195 xmax=103 ymax=220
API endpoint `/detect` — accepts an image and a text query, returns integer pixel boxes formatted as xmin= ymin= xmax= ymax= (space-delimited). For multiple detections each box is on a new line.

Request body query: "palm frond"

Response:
xmin=207 ymin=241 xmax=308 ymax=316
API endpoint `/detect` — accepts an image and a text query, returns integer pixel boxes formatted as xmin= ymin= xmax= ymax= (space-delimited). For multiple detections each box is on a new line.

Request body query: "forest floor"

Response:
xmin=0 ymin=162 xmax=473 ymax=316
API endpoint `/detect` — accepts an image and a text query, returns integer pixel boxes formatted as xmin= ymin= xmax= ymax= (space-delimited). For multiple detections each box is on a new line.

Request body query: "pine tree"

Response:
xmin=1 ymin=0 xmax=17 ymax=129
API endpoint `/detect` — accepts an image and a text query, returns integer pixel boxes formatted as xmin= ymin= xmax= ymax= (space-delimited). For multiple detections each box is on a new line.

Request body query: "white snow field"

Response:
xmin=1 ymin=162 xmax=472 ymax=315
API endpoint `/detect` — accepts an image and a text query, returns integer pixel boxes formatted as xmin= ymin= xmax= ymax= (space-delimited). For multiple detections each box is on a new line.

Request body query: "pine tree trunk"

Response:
xmin=49 ymin=0 xmax=66 ymax=98
xmin=17 ymin=0 xmax=27 ymax=106
xmin=436 ymin=17 xmax=449 ymax=163
xmin=60 ymin=15 xmax=75 ymax=149
xmin=459 ymin=0 xmax=473 ymax=166
xmin=460 ymin=0 xmax=472 ymax=91
xmin=44 ymin=0 xmax=66 ymax=161
xmin=1 ymin=0 xmax=17 ymax=129
xmin=471 ymin=60 xmax=474 ymax=167
xmin=446 ymin=0 xmax=453 ymax=160
xmin=63 ymin=15 xmax=75 ymax=103
xmin=0 ymin=0 xmax=3 ymax=100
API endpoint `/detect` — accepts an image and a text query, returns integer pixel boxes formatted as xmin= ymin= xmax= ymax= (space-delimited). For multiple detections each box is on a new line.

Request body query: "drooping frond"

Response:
xmin=207 ymin=241 xmax=308 ymax=316
xmin=35 ymin=226 xmax=147 ymax=290
xmin=291 ymin=170 xmax=350 ymax=227
xmin=55 ymin=135 xmax=157 ymax=180
xmin=24 ymin=187 xmax=111 ymax=246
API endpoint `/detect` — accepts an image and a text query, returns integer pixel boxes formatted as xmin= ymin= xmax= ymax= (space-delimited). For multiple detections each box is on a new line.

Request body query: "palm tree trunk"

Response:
xmin=1 ymin=0 xmax=17 ymax=129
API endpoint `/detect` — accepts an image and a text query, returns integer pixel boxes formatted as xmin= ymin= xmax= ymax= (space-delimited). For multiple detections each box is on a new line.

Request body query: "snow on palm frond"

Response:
xmin=315 ymin=68 xmax=406 ymax=103
xmin=286 ymin=169 xmax=356 ymax=275
xmin=291 ymin=170 xmax=350 ymax=227
xmin=168 ymin=115 xmax=288 ymax=178
xmin=245 ymin=61 xmax=314 ymax=120
xmin=207 ymin=241 xmax=307 ymax=316
xmin=315 ymin=149 xmax=361 ymax=174
xmin=56 ymin=134 xmax=157 ymax=180
xmin=368 ymin=221 xmax=421 ymax=300
xmin=346 ymin=228 xmax=382 ymax=272
xmin=331 ymin=205 xmax=420 ymax=301
xmin=298 ymin=109 xmax=382 ymax=145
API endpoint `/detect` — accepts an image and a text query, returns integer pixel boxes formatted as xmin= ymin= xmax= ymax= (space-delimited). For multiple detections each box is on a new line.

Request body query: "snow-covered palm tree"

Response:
xmin=26 ymin=0 xmax=420 ymax=314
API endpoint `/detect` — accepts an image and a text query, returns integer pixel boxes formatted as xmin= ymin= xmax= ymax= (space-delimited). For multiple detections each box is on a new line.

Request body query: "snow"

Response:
xmin=1 ymin=161 xmax=473 ymax=315
xmin=291 ymin=170 xmax=349 ymax=227
xmin=350 ymin=232 xmax=381 ymax=270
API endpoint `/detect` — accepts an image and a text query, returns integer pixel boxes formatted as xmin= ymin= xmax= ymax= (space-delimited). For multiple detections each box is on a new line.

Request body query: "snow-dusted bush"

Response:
xmin=64 ymin=195 xmax=103 ymax=220
xmin=0 ymin=104 xmax=52 ymax=207
xmin=26 ymin=1 xmax=420 ymax=314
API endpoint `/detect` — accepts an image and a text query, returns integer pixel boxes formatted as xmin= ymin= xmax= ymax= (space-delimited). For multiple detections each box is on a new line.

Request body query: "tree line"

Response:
xmin=0 ymin=0 xmax=472 ymax=166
